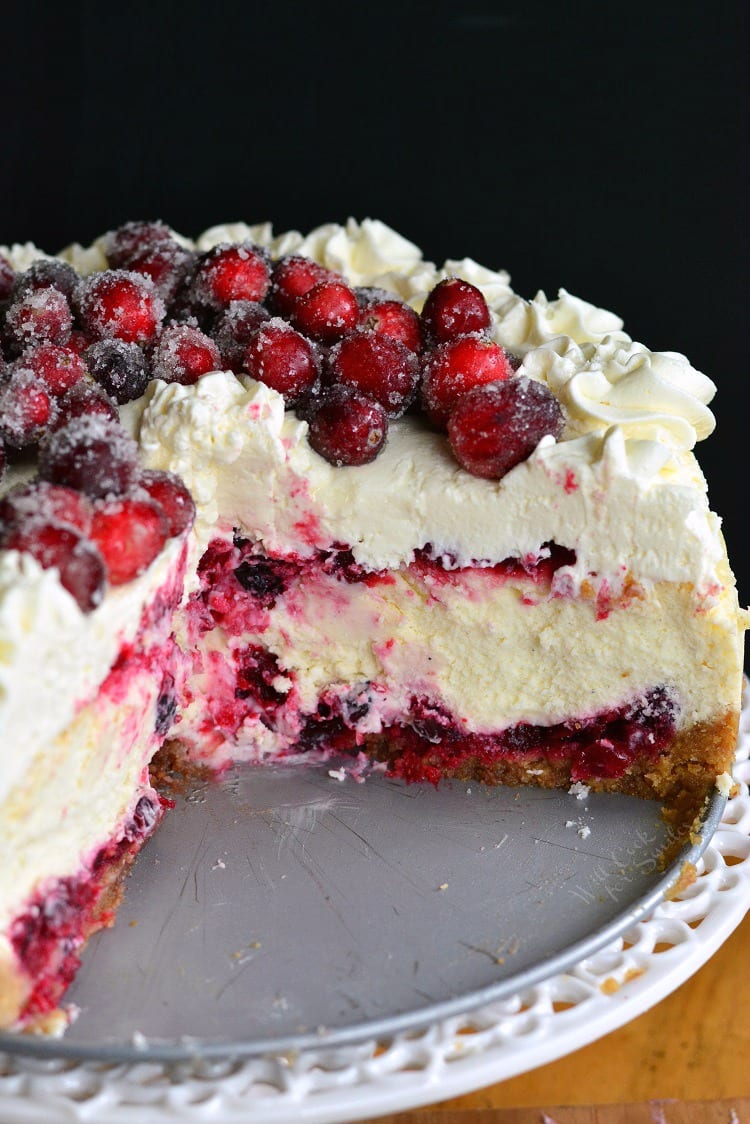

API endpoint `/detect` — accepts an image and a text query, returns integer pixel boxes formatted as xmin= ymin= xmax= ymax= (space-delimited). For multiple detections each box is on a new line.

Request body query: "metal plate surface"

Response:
xmin=1 ymin=765 xmax=725 ymax=1062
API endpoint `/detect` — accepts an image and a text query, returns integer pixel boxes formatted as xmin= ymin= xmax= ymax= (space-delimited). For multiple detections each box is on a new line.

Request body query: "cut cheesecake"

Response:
xmin=0 ymin=217 xmax=746 ymax=1031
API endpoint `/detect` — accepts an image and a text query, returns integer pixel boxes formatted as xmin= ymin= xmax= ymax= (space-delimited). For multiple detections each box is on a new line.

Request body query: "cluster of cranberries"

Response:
xmin=0 ymin=219 xmax=565 ymax=607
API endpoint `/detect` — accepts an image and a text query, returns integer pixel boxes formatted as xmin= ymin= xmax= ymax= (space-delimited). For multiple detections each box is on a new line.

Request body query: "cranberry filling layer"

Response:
xmin=10 ymin=793 xmax=168 ymax=1024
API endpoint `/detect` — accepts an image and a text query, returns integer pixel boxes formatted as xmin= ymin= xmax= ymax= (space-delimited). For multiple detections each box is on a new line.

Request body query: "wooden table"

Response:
xmin=364 ymin=910 xmax=750 ymax=1123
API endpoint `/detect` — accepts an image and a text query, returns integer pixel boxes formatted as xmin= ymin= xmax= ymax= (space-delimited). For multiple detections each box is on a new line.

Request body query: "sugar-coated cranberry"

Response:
xmin=90 ymin=496 xmax=168 ymax=584
xmin=291 ymin=279 xmax=359 ymax=344
xmin=4 ymin=288 xmax=73 ymax=351
xmin=75 ymin=270 xmax=165 ymax=346
xmin=85 ymin=339 xmax=150 ymax=403
xmin=0 ymin=519 xmax=105 ymax=611
xmin=328 ymin=329 xmax=419 ymax=417
xmin=308 ymin=385 xmax=388 ymax=466
xmin=39 ymin=415 xmax=140 ymax=498
xmin=0 ymin=368 xmax=56 ymax=448
xmin=0 ymin=480 xmax=93 ymax=535
xmin=268 ymin=255 xmax=333 ymax=318
xmin=65 ymin=329 xmax=93 ymax=357
xmin=139 ymin=469 xmax=196 ymax=537
xmin=420 ymin=333 xmax=513 ymax=427
xmin=19 ymin=344 xmax=86 ymax=397
xmin=151 ymin=323 xmax=221 ymax=385
xmin=447 ymin=375 xmax=565 ymax=479
xmin=243 ymin=318 xmax=320 ymax=405
xmin=421 ymin=277 xmax=491 ymax=343
xmin=0 ymin=255 xmax=14 ymax=301
xmin=103 ymin=220 xmax=174 ymax=269
xmin=359 ymin=296 xmax=423 ymax=354
xmin=125 ymin=239 xmax=196 ymax=304
xmin=11 ymin=258 xmax=79 ymax=302
xmin=52 ymin=382 xmax=119 ymax=430
xmin=211 ymin=300 xmax=271 ymax=371
xmin=192 ymin=243 xmax=271 ymax=309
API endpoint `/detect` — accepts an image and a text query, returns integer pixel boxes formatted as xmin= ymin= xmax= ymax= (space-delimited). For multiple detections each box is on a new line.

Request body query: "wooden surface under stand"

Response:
xmin=364 ymin=911 xmax=750 ymax=1124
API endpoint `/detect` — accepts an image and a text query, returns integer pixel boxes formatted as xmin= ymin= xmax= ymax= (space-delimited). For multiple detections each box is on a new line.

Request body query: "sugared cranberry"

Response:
xmin=308 ymin=385 xmax=388 ymax=466
xmin=211 ymin=300 xmax=271 ymax=371
xmin=447 ymin=375 xmax=565 ymax=479
xmin=0 ymin=368 xmax=56 ymax=448
xmin=328 ymin=329 xmax=419 ymax=417
xmin=0 ymin=255 xmax=14 ymax=301
xmin=52 ymin=382 xmax=119 ymax=430
xmin=359 ymin=296 xmax=423 ymax=354
xmin=75 ymin=270 xmax=165 ymax=345
xmin=420 ymin=333 xmax=514 ymax=427
xmin=192 ymin=243 xmax=271 ymax=309
xmin=125 ymin=239 xmax=196 ymax=304
xmin=0 ymin=480 xmax=93 ymax=535
xmin=268 ymin=255 xmax=333 ymax=317
xmin=139 ymin=469 xmax=196 ymax=537
xmin=66 ymin=330 xmax=93 ymax=357
xmin=85 ymin=338 xmax=150 ymax=403
xmin=90 ymin=495 xmax=168 ymax=585
xmin=19 ymin=344 xmax=86 ymax=397
xmin=0 ymin=520 xmax=105 ymax=611
xmin=11 ymin=259 xmax=79 ymax=302
xmin=421 ymin=277 xmax=491 ymax=343
xmin=103 ymin=220 xmax=174 ymax=269
xmin=151 ymin=323 xmax=221 ymax=385
xmin=243 ymin=319 xmax=320 ymax=405
xmin=39 ymin=416 xmax=140 ymax=498
xmin=4 ymin=288 xmax=73 ymax=351
xmin=290 ymin=279 xmax=359 ymax=344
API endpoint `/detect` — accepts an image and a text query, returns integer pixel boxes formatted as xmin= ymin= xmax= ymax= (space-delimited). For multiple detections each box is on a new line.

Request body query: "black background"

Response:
xmin=2 ymin=2 xmax=748 ymax=614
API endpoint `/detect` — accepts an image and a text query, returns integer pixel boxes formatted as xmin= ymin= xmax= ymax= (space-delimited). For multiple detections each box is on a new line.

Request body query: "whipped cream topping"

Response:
xmin=136 ymin=370 xmax=724 ymax=594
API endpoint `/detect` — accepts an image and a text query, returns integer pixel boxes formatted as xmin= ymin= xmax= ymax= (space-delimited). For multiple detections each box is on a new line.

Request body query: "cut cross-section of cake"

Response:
xmin=0 ymin=217 xmax=746 ymax=1032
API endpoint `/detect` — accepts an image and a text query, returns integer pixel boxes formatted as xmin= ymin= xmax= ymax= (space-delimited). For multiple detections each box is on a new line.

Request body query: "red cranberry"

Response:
xmin=192 ymin=243 xmax=270 ymax=308
xmin=85 ymin=339 xmax=150 ymax=403
xmin=52 ymin=382 xmax=119 ymax=429
xmin=212 ymin=300 xmax=271 ymax=371
xmin=139 ymin=469 xmax=196 ymax=536
xmin=268 ymin=255 xmax=333 ymax=317
xmin=39 ymin=416 xmax=140 ymax=498
xmin=0 ymin=255 xmax=14 ymax=301
xmin=420 ymin=333 xmax=513 ymax=427
xmin=4 ymin=288 xmax=73 ymax=351
xmin=1 ymin=480 xmax=93 ymax=535
xmin=359 ymin=296 xmax=422 ymax=354
xmin=75 ymin=270 xmax=165 ymax=346
xmin=151 ymin=323 xmax=221 ymax=385
xmin=103 ymin=220 xmax=174 ymax=269
xmin=90 ymin=496 xmax=168 ymax=584
xmin=447 ymin=375 xmax=565 ymax=479
xmin=328 ymin=329 xmax=419 ymax=417
xmin=307 ymin=385 xmax=388 ymax=466
xmin=243 ymin=319 xmax=320 ymax=405
xmin=19 ymin=344 xmax=86 ymax=397
xmin=421 ymin=277 xmax=491 ymax=343
xmin=0 ymin=520 xmax=105 ymax=611
xmin=125 ymin=239 xmax=196 ymax=303
xmin=291 ymin=279 xmax=359 ymax=344
xmin=66 ymin=329 xmax=93 ymax=357
xmin=0 ymin=368 xmax=56 ymax=448
xmin=11 ymin=259 xmax=79 ymax=302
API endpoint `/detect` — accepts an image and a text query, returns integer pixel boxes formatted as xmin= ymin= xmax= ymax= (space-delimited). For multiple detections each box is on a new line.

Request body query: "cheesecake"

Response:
xmin=0 ymin=217 xmax=746 ymax=1031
